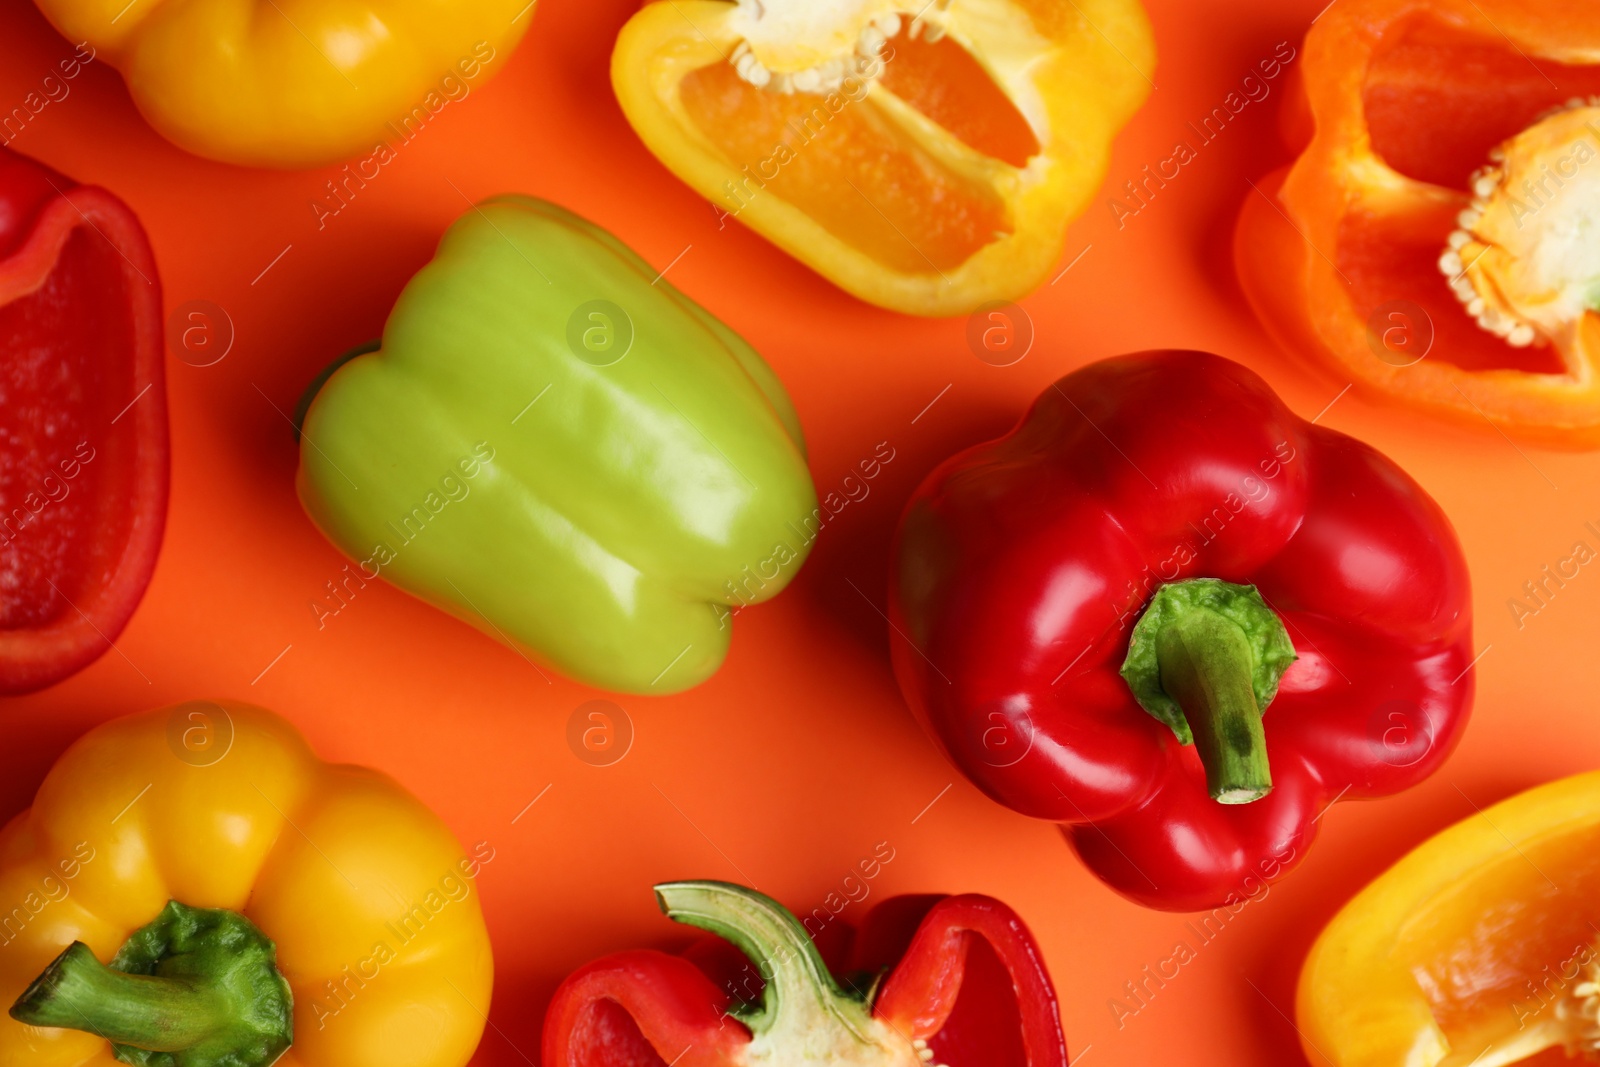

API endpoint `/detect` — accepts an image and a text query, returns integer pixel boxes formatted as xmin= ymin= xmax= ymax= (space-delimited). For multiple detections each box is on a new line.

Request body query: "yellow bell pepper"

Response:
xmin=1299 ymin=771 xmax=1600 ymax=1066
xmin=0 ymin=701 xmax=494 ymax=1067
xmin=30 ymin=0 xmax=533 ymax=167
xmin=611 ymin=0 xmax=1154 ymax=316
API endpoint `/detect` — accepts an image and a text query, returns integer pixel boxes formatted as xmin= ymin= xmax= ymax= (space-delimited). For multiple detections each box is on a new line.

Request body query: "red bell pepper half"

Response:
xmin=542 ymin=881 xmax=1067 ymax=1067
xmin=888 ymin=351 xmax=1474 ymax=911
xmin=0 ymin=147 xmax=166 ymax=693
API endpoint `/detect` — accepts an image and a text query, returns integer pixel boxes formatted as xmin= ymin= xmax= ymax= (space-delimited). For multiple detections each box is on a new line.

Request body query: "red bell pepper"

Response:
xmin=888 ymin=350 xmax=1474 ymax=911
xmin=0 ymin=147 xmax=166 ymax=693
xmin=542 ymin=881 xmax=1067 ymax=1067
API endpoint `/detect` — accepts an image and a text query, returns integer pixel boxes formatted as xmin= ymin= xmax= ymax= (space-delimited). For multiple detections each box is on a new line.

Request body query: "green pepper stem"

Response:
xmin=1156 ymin=607 xmax=1273 ymax=803
xmin=11 ymin=942 xmax=225 ymax=1050
xmin=8 ymin=901 xmax=292 ymax=1067
xmin=1120 ymin=577 xmax=1295 ymax=806
xmin=654 ymin=882 xmax=875 ymax=1047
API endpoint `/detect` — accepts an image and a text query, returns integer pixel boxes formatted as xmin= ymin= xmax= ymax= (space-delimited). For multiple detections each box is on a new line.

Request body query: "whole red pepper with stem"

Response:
xmin=542 ymin=881 xmax=1067 ymax=1067
xmin=888 ymin=351 xmax=1474 ymax=911
xmin=0 ymin=147 xmax=167 ymax=693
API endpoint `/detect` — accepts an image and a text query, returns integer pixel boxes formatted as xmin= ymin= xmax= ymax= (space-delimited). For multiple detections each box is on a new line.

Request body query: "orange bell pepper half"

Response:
xmin=1235 ymin=0 xmax=1600 ymax=447
xmin=612 ymin=0 xmax=1154 ymax=316
xmin=1299 ymin=770 xmax=1600 ymax=1066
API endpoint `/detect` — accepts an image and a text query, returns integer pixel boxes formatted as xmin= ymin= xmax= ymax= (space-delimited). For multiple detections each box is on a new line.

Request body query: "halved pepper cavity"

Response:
xmin=1300 ymin=771 xmax=1600 ymax=1066
xmin=612 ymin=0 xmax=1154 ymax=315
xmin=542 ymin=880 xmax=1067 ymax=1067
xmin=0 ymin=701 xmax=494 ymax=1067
xmin=889 ymin=351 xmax=1475 ymax=910
xmin=0 ymin=146 xmax=167 ymax=695
xmin=1236 ymin=0 xmax=1600 ymax=445
xmin=30 ymin=0 xmax=533 ymax=167
xmin=296 ymin=197 xmax=818 ymax=694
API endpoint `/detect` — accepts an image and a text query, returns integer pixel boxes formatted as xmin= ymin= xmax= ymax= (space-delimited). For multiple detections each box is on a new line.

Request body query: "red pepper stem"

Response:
xmin=1156 ymin=607 xmax=1273 ymax=804
xmin=655 ymin=881 xmax=887 ymax=1056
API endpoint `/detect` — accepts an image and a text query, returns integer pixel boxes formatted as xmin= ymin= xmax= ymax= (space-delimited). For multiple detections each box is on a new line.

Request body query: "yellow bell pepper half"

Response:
xmin=612 ymin=0 xmax=1154 ymax=316
xmin=1299 ymin=771 xmax=1600 ymax=1066
xmin=0 ymin=701 xmax=494 ymax=1067
xmin=31 ymin=0 xmax=533 ymax=168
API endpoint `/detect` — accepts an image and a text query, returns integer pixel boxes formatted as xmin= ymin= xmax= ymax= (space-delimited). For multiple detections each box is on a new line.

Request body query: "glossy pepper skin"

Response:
xmin=612 ymin=0 xmax=1153 ymax=316
xmin=0 ymin=146 xmax=167 ymax=694
xmin=1235 ymin=0 xmax=1600 ymax=446
xmin=31 ymin=0 xmax=532 ymax=168
xmin=0 ymin=701 xmax=494 ymax=1067
xmin=543 ymin=881 xmax=1067 ymax=1067
xmin=888 ymin=351 xmax=1475 ymax=911
xmin=1301 ymin=771 xmax=1600 ymax=1065
xmin=297 ymin=196 xmax=817 ymax=694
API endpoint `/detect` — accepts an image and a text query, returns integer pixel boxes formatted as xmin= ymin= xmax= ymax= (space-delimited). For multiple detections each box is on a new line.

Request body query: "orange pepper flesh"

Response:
xmin=676 ymin=31 xmax=1041 ymax=274
xmin=877 ymin=35 xmax=1040 ymax=167
xmin=1361 ymin=19 xmax=1600 ymax=189
xmin=613 ymin=0 xmax=1155 ymax=316
xmin=1398 ymin=827 xmax=1600 ymax=1054
xmin=1299 ymin=771 xmax=1600 ymax=1066
xmin=1344 ymin=16 xmax=1600 ymax=376
xmin=1334 ymin=196 xmax=1567 ymax=375
xmin=1236 ymin=0 xmax=1600 ymax=446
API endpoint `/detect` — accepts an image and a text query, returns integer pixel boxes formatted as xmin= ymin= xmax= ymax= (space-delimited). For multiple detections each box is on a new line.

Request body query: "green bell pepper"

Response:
xmin=295 ymin=197 xmax=818 ymax=693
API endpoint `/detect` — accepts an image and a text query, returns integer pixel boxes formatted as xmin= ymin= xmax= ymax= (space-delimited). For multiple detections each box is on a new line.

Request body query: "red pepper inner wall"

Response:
xmin=0 ymin=225 xmax=138 ymax=628
xmin=568 ymin=997 xmax=669 ymax=1067
xmin=928 ymin=934 xmax=1029 ymax=1067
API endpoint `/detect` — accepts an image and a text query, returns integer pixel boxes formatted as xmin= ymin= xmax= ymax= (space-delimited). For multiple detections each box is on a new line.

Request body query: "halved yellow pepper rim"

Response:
xmin=611 ymin=0 xmax=1153 ymax=317
xmin=1298 ymin=770 xmax=1600 ymax=1067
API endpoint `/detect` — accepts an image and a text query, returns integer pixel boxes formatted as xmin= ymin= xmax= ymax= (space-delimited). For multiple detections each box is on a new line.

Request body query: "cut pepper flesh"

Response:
xmin=1298 ymin=771 xmax=1600 ymax=1067
xmin=1 ymin=229 xmax=134 ymax=627
xmin=0 ymin=147 xmax=166 ymax=694
xmin=541 ymin=884 xmax=1067 ymax=1067
xmin=1400 ymin=828 xmax=1600 ymax=1061
xmin=613 ymin=0 xmax=1153 ymax=315
xmin=1235 ymin=1 xmax=1600 ymax=445
xmin=1361 ymin=18 xmax=1600 ymax=189
xmin=1442 ymin=101 xmax=1600 ymax=353
xmin=679 ymin=58 xmax=1012 ymax=274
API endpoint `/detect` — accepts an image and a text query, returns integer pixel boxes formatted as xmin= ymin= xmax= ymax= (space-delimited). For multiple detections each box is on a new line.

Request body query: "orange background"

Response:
xmin=2 ymin=0 xmax=1598 ymax=1064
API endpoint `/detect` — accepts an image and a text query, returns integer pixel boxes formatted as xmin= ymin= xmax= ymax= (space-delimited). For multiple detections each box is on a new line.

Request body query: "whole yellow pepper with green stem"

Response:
xmin=0 ymin=701 xmax=493 ymax=1067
